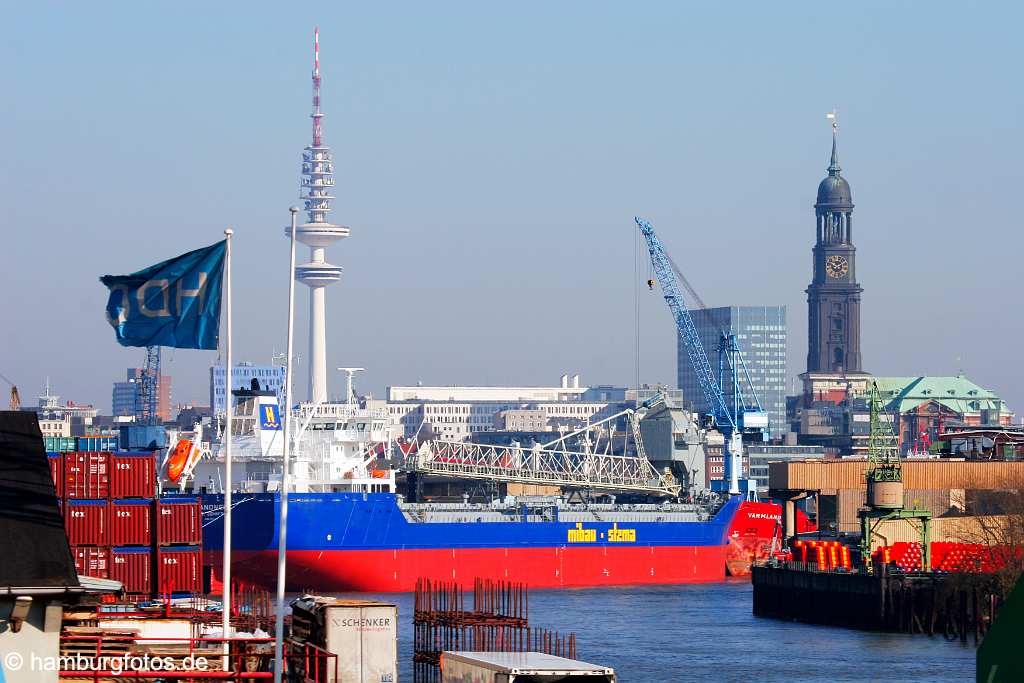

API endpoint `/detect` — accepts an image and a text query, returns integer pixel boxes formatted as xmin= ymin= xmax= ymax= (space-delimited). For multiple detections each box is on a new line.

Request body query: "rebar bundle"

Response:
xmin=413 ymin=578 xmax=576 ymax=683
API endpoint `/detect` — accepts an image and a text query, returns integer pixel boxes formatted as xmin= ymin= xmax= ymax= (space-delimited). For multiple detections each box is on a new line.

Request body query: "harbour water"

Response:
xmin=341 ymin=580 xmax=975 ymax=682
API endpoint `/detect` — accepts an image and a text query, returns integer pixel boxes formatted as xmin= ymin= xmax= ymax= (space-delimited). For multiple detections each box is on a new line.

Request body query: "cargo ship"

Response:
xmin=173 ymin=388 xmax=764 ymax=591
xmin=201 ymin=491 xmax=741 ymax=591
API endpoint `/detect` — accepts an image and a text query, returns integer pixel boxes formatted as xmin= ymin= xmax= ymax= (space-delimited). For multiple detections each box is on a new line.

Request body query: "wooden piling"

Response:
xmin=752 ymin=564 xmax=1003 ymax=642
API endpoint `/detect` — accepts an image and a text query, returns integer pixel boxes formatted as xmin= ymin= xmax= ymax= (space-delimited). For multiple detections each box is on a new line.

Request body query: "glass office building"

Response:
xmin=677 ymin=306 xmax=787 ymax=439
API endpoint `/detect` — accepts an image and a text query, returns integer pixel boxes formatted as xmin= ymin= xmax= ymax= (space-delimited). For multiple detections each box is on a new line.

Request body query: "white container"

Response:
xmin=441 ymin=651 xmax=616 ymax=683
xmin=291 ymin=597 xmax=398 ymax=683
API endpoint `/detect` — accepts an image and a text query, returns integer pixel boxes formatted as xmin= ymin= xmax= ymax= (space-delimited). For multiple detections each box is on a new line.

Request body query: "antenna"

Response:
xmin=337 ymin=367 xmax=365 ymax=405
xmin=312 ymin=27 xmax=323 ymax=147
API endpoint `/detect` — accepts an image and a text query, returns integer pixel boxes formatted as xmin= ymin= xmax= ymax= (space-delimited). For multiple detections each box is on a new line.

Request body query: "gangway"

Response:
xmin=407 ymin=409 xmax=680 ymax=497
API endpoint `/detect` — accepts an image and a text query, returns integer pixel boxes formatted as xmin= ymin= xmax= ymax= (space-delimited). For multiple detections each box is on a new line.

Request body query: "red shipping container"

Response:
xmin=48 ymin=453 xmax=63 ymax=498
xmin=157 ymin=546 xmax=202 ymax=595
xmin=110 ymin=547 xmax=153 ymax=595
xmin=64 ymin=499 xmax=109 ymax=546
xmin=156 ymin=498 xmax=202 ymax=545
xmin=72 ymin=546 xmax=110 ymax=578
xmin=109 ymin=499 xmax=153 ymax=546
xmin=64 ymin=451 xmax=110 ymax=499
xmin=111 ymin=452 xmax=157 ymax=499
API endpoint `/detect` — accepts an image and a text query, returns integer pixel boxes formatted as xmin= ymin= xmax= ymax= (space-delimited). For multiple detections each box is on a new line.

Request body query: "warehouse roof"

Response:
xmin=873 ymin=375 xmax=1009 ymax=416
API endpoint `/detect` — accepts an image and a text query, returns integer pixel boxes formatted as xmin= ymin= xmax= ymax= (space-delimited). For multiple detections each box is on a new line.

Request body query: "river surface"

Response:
xmin=340 ymin=580 xmax=975 ymax=683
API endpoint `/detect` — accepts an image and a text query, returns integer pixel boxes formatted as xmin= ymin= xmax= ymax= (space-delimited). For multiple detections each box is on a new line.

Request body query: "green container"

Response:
xmin=43 ymin=436 xmax=76 ymax=452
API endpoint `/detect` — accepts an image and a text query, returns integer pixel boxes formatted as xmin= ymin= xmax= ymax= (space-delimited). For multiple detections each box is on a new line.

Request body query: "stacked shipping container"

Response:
xmin=49 ymin=450 xmax=202 ymax=597
xmin=155 ymin=497 xmax=203 ymax=595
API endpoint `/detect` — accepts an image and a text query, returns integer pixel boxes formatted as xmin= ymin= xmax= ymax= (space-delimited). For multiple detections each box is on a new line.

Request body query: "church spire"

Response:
xmin=827 ymin=110 xmax=841 ymax=175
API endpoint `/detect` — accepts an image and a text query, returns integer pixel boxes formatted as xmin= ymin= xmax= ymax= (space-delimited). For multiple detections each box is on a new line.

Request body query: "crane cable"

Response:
xmin=634 ymin=227 xmax=641 ymax=391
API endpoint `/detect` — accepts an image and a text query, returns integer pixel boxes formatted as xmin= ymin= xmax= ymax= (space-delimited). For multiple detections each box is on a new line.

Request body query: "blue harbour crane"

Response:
xmin=136 ymin=345 xmax=161 ymax=425
xmin=634 ymin=217 xmax=768 ymax=495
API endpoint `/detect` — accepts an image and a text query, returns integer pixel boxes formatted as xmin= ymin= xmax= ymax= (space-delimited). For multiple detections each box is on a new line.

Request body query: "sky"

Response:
xmin=2 ymin=2 xmax=1022 ymax=416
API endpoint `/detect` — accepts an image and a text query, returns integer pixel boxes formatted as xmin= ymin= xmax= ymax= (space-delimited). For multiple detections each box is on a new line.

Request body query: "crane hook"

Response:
xmin=646 ymin=278 xmax=655 ymax=291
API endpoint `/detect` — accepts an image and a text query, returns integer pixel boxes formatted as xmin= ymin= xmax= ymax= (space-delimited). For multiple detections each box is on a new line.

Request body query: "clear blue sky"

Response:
xmin=3 ymin=2 xmax=1022 ymax=415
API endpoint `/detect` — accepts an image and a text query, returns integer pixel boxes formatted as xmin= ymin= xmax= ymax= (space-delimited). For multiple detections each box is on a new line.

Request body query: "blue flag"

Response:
xmin=101 ymin=240 xmax=226 ymax=350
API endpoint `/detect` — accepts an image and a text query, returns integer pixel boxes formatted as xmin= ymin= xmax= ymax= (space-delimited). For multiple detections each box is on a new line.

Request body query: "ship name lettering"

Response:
xmin=608 ymin=523 xmax=636 ymax=543
xmin=567 ymin=522 xmax=596 ymax=543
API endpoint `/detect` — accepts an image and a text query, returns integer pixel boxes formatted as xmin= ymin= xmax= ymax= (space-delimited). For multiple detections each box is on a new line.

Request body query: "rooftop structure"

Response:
xmin=285 ymin=28 xmax=350 ymax=403
xmin=386 ymin=376 xmax=628 ymax=440
xmin=26 ymin=380 xmax=100 ymax=437
xmin=874 ymin=375 xmax=1011 ymax=418
xmin=875 ymin=375 xmax=1014 ymax=454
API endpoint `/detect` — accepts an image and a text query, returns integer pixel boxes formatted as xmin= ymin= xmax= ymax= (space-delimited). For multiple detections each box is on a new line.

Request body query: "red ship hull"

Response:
xmin=726 ymin=501 xmax=815 ymax=576
xmin=209 ymin=544 xmax=728 ymax=592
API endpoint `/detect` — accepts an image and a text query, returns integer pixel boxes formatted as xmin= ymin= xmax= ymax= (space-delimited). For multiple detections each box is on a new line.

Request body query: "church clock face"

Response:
xmin=825 ymin=254 xmax=849 ymax=278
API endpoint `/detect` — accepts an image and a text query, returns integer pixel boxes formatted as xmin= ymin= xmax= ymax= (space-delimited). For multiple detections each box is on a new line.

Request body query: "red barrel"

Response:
xmin=156 ymin=497 xmax=202 ymax=545
xmin=814 ymin=546 xmax=826 ymax=569
xmin=64 ymin=451 xmax=110 ymax=499
xmin=157 ymin=545 xmax=202 ymax=595
xmin=109 ymin=499 xmax=153 ymax=546
xmin=110 ymin=452 xmax=157 ymax=499
xmin=110 ymin=547 xmax=153 ymax=595
xmin=72 ymin=546 xmax=110 ymax=578
xmin=65 ymin=499 xmax=109 ymax=546
xmin=48 ymin=453 xmax=63 ymax=498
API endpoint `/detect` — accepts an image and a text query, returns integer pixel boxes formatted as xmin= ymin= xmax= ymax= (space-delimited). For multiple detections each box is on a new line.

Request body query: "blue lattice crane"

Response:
xmin=135 ymin=345 xmax=161 ymax=425
xmin=634 ymin=217 xmax=768 ymax=495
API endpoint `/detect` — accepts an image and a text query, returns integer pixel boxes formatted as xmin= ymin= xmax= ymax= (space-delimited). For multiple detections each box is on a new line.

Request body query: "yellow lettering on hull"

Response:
xmin=567 ymin=522 xmax=636 ymax=543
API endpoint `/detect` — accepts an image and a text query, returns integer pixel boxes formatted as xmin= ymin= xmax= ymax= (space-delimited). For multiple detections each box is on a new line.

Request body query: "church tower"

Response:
xmin=806 ymin=120 xmax=863 ymax=375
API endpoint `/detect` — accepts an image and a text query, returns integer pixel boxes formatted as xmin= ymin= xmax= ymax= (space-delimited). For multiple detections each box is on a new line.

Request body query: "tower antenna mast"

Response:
xmin=312 ymin=27 xmax=323 ymax=147
xmin=287 ymin=28 xmax=351 ymax=404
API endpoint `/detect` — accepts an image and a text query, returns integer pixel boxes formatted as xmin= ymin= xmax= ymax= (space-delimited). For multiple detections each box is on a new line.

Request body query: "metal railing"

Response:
xmin=407 ymin=409 xmax=679 ymax=496
xmin=57 ymin=635 xmax=337 ymax=683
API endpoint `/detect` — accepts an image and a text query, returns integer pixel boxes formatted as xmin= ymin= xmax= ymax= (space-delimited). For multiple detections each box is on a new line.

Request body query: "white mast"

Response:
xmin=337 ymin=367 xmax=364 ymax=405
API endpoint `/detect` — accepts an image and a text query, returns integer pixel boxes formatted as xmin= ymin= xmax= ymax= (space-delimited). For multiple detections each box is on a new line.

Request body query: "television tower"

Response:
xmin=286 ymin=28 xmax=350 ymax=403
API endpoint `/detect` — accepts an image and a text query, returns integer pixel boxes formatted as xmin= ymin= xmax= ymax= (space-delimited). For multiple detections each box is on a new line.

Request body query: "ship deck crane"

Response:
xmin=634 ymin=217 xmax=768 ymax=495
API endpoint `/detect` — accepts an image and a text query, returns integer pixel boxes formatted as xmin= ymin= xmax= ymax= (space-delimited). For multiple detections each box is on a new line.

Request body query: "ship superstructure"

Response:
xmin=175 ymin=387 xmax=396 ymax=495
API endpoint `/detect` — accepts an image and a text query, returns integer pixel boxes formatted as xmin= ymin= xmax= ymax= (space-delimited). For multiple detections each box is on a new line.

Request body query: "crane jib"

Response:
xmin=633 ymin=216 xmax=769 ymax=495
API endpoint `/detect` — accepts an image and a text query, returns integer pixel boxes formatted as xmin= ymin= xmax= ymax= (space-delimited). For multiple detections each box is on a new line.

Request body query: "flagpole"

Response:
xmin=221 ymin=227 xmax=234 ymax=667
xmin=274 ymin=208 xmax=299 ymax=683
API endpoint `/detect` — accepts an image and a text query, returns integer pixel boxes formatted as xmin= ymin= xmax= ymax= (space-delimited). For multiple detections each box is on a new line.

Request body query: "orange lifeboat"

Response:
xmin=166 ymin=439 xmax=193 ymax=483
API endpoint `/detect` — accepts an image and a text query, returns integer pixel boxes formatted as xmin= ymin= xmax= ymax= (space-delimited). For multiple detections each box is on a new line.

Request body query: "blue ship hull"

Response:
xmin=202 ymin=492 xmax=741 ymax=591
